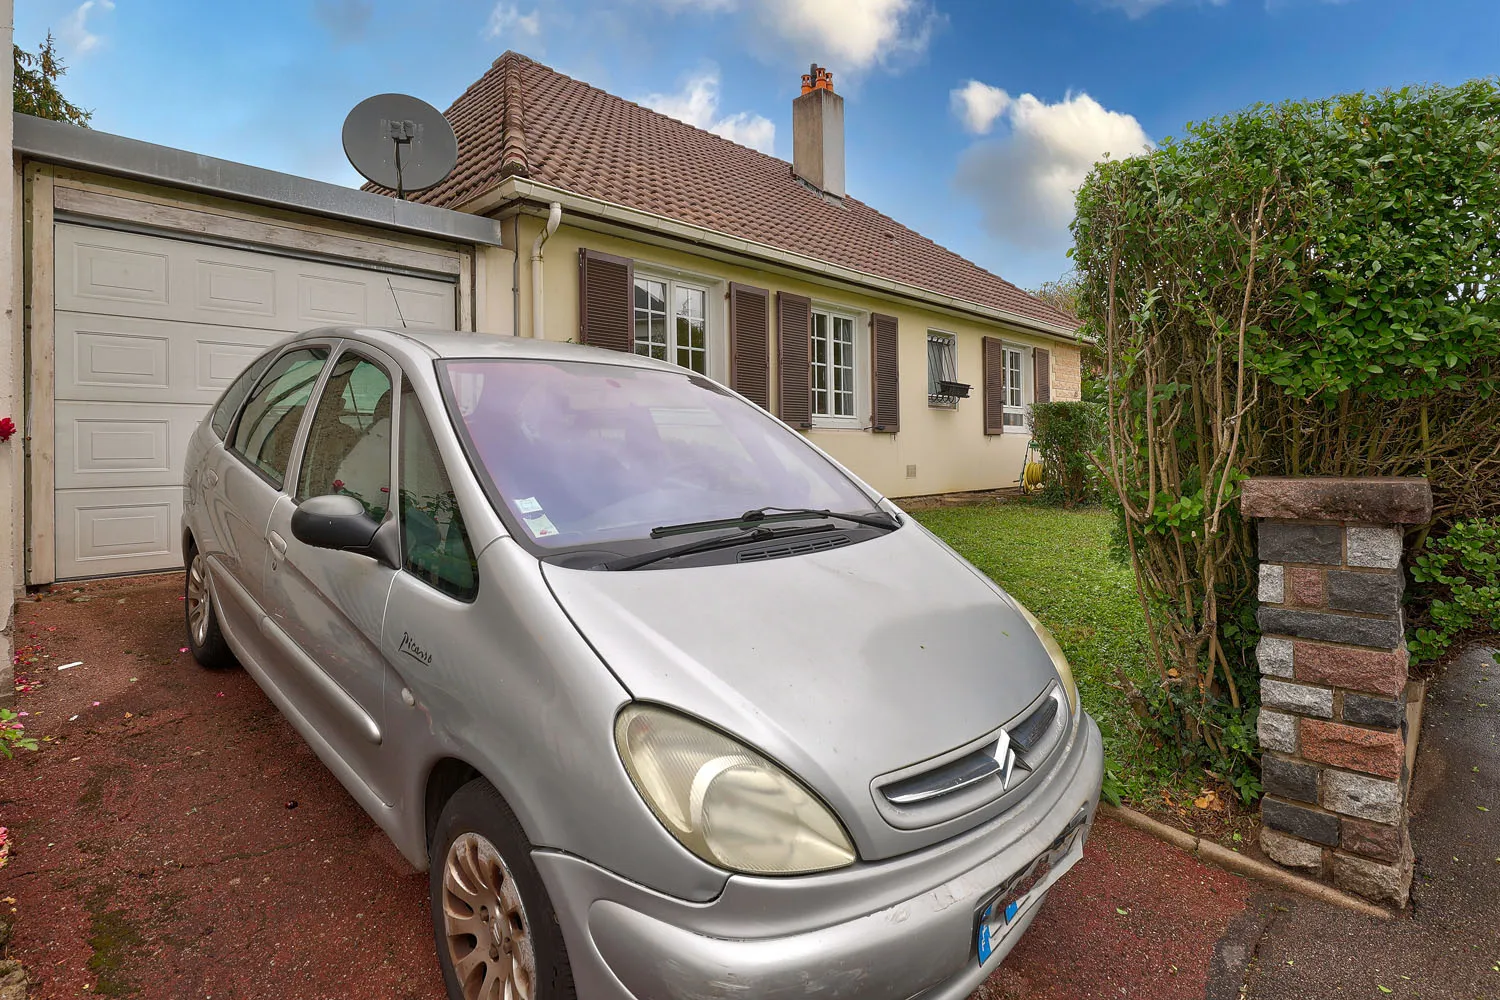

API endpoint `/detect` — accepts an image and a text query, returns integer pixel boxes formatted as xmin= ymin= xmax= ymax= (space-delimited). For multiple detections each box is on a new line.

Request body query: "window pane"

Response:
xmin=832 ymin=317 xmax=855 ymax=417
xmin=211 ymin=351 xmax=276 ymax=439
xmin=297 ymin=352 xmax=393 ymax=520
xmin=231 ymin=348 xmax=328 ymax=486
xmin=400 ymin=384 xmax=477 ymax=600
xmin=634 ymin=278 xmax=668 ymax=359
xmin=810 ymin=312 xmax=829 ymax=416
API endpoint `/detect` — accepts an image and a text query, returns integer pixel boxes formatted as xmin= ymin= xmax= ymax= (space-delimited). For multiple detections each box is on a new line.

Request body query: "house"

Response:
xmin=372 ymin=53 xmax=1082 ymax=503
xmin=0 ymin=54 xmax=1076 ymax=600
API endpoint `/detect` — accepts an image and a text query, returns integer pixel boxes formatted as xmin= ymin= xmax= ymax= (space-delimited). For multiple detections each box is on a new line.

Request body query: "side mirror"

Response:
xmin=291 ymin=494 xmax=400 ymax=569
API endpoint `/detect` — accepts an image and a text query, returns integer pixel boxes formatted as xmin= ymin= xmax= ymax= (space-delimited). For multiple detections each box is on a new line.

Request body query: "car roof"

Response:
xmin=295 ymin=326 xmax=677 ymax=373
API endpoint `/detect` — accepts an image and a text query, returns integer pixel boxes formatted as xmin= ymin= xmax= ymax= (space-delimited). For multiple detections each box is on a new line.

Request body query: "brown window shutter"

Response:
xmin=776 ymin=292 xmax=813 ymax=428
xmin=729 ymin=283 xmax=771 ymax=409
xmin=870 ymin=313 xmax=900 ymax=433
xmin=1034 ymin=347 xmax=1051 ymax=404
xmin=578 ymin=249 xmax=633 ymax=352
xmin=983 ymin=336 xmax=1006 ymax=435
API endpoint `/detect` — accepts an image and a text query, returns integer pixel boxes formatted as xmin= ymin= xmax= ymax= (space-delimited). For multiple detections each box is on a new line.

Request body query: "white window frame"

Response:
xmin=632 ymin=265 xmax=724 ymax=381
xmin=927 ymin=329 xmax=959 ymax=408
xmin=809 ymin=304 xmax=868 ymax=429
xmin=1003 ymin=343 xmax=1030 ymax=430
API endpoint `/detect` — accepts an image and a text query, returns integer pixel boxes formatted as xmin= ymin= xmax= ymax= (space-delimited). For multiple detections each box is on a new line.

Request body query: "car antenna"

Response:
xmin=387 ymin=277 xmax=409 ymax=329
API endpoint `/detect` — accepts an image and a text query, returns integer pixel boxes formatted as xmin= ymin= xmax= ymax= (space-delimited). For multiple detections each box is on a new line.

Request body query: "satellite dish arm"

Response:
xmin=531 ymin=203 xmax=563 ymax=339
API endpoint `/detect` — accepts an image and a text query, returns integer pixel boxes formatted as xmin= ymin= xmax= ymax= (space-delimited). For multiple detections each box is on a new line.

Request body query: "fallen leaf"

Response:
xmin=1115 ymin=907 xmax=1129 ymax=915
xmin=1377 ymin=988 xmax=1392 ymax=995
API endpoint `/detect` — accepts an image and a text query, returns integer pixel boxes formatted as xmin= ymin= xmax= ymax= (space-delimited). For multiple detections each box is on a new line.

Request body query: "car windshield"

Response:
xmin=440 ymin=358 xmax=881 ymax=550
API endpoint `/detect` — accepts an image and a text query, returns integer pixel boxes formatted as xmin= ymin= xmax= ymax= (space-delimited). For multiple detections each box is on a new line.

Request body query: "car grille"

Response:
xmin=872 ymin=685 xmax=1068 ymax=830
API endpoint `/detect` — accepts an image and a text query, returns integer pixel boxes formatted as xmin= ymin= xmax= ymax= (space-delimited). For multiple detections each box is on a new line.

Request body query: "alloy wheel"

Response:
xmin=186 ymin=553 xmax=212 ymax=648
xmin=442 ymin=832 xmax=536 ymax=1000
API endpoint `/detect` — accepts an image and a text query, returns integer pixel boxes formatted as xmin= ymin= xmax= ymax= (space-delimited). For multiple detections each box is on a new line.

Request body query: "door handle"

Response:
xmin=268 ymin=531 xmax=288 ymax=558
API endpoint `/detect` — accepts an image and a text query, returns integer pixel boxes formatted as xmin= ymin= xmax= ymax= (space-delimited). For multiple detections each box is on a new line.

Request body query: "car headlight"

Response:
xmin=1010 ymin=600 xmax=1079 ymax=716
xmin=614 ymin=704 xmax=857 ymax=875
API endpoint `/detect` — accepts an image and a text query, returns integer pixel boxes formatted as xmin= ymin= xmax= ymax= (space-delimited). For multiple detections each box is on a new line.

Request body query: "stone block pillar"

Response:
xmin=1241 ymin=476 xmax=1432 ymax=908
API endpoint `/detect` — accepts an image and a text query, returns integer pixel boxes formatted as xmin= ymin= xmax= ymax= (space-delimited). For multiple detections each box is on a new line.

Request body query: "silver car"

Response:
xmin=181 ymin=326 xmax=1103 ymax=1000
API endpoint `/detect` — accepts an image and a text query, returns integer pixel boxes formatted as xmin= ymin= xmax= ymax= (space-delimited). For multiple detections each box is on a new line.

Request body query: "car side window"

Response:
xmin=210 ymin=352 xmax=276 ymax=439
xmin=230 ymin=348 xmax=329 ymax=487
xmin=399 ymin=383 xmax=477 ymax=600
xmin=297 ymin=351 xmax=394 ymax=521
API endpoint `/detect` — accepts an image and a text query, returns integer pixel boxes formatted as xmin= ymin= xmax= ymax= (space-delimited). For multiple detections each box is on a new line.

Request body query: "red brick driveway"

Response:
xmin=1 ymin=574 xmax=1256 ymax=999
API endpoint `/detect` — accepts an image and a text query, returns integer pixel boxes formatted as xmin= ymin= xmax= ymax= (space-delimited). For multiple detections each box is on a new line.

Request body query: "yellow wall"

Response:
xmin=496 ymin=215 xmax=1081 ymax=499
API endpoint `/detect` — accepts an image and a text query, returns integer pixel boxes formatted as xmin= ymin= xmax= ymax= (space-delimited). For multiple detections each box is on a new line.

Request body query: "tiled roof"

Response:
xmin=372 ymin=52 xmax=1077 ymax=332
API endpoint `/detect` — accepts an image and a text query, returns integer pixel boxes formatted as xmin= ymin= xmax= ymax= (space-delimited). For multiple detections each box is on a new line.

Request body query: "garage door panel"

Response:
xmin=298 ymin=272 xmax=368 ymax=325
xmin=55 ymin=487 xmax=183 ymax=579
xmin=55 ymin=402 xmax=203 ymax=489
xmin=65 ymin=237 xmax=173 ymax=309
xmin=55 ymin=311 xmax=289 ymax=404
xmin=385 ymin=279 xmax=454 ymax=329
xmin=197 ymin=259 xmax=278 ymax=319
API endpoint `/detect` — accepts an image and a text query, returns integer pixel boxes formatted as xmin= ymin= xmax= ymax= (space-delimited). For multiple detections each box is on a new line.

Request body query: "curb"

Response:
xmin=1100 ymin=804 xmax=1393 ymax=921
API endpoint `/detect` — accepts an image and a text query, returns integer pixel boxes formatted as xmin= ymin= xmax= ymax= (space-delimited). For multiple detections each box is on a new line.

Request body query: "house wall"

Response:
xmin=502 ymin=213 xmax=1080 ymax=499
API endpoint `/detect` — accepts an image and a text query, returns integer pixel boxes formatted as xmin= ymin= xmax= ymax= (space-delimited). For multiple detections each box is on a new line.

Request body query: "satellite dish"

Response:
xmin=342 ymin=93 xmax=458 ymax=199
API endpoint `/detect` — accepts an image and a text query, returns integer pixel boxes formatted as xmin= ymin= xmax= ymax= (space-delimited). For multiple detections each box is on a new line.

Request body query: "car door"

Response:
xmin=262 ymin=343 xmax=402 ymax=799
xmin=381 ymin=377 xmax=483 ymax=772
xmin=210 ymin=345 xmax=331 ymax=643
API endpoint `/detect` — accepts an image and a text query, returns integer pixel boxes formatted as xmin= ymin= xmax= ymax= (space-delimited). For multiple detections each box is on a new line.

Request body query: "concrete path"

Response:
xmin=0 ymin=573 xmax=1259 ymax=1000
xmin=1233 ymin=645 xmax=1500 ymax=1000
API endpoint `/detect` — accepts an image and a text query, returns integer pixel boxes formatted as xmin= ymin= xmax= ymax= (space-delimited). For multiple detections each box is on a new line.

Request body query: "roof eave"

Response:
xmin=458 ymin=177 xmax=1083 ymax=344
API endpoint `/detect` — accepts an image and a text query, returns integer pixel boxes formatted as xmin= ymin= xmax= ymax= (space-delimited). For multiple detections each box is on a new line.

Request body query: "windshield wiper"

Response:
xmin=606 ymin=523 xmax=839 ymax=571
xmin=650 ymin=505 xmax=898 ymax=540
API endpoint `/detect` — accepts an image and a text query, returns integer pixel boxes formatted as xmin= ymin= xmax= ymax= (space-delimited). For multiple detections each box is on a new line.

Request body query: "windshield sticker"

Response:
xmin=523 ymin=514 xmax=559 ymax=538
xmin=514 ymin=496 xmax=543 ymax=514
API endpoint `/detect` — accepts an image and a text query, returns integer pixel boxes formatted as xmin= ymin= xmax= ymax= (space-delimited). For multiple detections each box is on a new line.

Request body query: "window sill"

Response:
xmin=809 ymin=417 xmax=869 ymax=431
xmin=928 ymin=399 xmax=959 ymax=410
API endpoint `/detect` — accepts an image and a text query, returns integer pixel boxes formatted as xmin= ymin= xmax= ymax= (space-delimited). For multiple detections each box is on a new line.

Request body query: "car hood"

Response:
xmin=540 ymin=521 xmax=1062 ymax=859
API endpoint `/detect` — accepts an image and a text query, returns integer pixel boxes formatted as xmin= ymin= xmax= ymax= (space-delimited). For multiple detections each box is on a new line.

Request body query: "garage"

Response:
xmin=49 ymin=223 xmax=458 ymax=579
xmin=13 ymin=113 xmax=514 ymax=586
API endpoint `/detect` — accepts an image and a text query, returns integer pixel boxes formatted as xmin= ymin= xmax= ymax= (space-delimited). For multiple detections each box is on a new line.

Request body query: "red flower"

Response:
xmin=332 ymin=479 xmax=345 ymax=491
xmin=0 ymin=417 xmax=15 ymax=443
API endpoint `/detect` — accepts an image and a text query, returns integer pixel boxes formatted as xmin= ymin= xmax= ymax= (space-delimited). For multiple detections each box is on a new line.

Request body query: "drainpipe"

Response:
xmin=530 ymin=203 xmax=562 ymax=339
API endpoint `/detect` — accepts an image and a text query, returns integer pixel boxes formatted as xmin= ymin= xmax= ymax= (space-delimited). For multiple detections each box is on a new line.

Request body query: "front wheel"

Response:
xmin=184 ymin=542 xmax=236 ymax=669
xmin=429 ymin=779 xmax=575 ymax=1000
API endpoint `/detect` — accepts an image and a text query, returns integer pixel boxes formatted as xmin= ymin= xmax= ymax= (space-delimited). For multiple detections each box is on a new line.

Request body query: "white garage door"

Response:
xmin=52 ymin=222 xmax=457 ymax=580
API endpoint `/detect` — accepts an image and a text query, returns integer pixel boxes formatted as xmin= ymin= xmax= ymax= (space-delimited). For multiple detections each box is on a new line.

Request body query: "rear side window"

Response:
xmin=210 ymin=352 xmax=276 ymax=439
xmin=399 ymin=384 xmax=477 ymax=600
xmin=230 ymin=348 xmax=329 ymax=487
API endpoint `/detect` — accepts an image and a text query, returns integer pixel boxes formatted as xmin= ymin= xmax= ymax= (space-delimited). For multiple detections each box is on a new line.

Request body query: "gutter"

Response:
xmin=12 ymin=112 xmax=507 ymax=249
xmin=461 ymin=177 xmax=1085 ymax=346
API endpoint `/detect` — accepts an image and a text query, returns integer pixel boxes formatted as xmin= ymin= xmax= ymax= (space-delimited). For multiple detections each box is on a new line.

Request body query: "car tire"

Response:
xmin=184 ymin=542 xmax=237 ymax=670
xmin=430 ymin=779 xmax=576 ymax=1000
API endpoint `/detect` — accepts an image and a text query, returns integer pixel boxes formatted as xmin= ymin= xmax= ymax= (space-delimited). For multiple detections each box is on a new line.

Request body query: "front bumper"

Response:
xmin=535 ymin=714 xmax=1104 ymax=1000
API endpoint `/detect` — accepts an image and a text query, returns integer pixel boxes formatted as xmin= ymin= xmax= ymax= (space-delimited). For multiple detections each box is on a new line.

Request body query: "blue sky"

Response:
xmin=16 ymin=0 xmax=1500 ymax=290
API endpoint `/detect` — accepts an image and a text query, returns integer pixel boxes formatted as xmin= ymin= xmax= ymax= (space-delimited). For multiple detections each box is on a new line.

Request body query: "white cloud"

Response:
xmin=61 ymin=0 xmax=115 ymax=55
xmin=954 ymin=90 xmax=1152 ymax=251
xmin=756 ymin=0 xmax=937 ymax=69
xmin=650 ymin=0 xmax=937 ymax=70
xmin=951 ymin=80 xmax=1011 ymax=135
xmin=642 ymin=70 xmax=777 ymax=155
xmin=709 ymin=111 xmax=777 ymax=153
xmin=486 ymin=3 xmax=541 ymax=39
xmin=1093 ymin=0 xmax=1225 ymax=15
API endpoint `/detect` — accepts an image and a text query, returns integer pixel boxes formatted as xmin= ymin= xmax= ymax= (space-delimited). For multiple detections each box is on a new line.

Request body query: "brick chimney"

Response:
xmin=792 ymin=64 xmax=844 ymax=200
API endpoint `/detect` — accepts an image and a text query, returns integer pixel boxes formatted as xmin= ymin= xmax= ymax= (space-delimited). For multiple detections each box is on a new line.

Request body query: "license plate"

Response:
xmin=974 ymin=827 xmax=1083 ymax=966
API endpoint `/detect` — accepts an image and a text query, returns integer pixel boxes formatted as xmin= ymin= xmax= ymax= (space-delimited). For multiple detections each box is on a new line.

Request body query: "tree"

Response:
xmin=14 ymin=33 xmax=92 ymax=127
xmin=1029 ymin=272 xmax=1082 ymax=319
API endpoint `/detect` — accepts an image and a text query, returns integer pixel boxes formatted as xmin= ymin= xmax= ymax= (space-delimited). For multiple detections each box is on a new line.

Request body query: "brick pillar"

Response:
xmin=1241 ymin=476 xmax=1431 ymax=908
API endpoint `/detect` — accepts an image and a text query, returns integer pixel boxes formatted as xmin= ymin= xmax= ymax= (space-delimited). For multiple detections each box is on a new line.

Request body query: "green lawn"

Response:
xmin=912 ymin=501 xmax=1176 ymax=803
